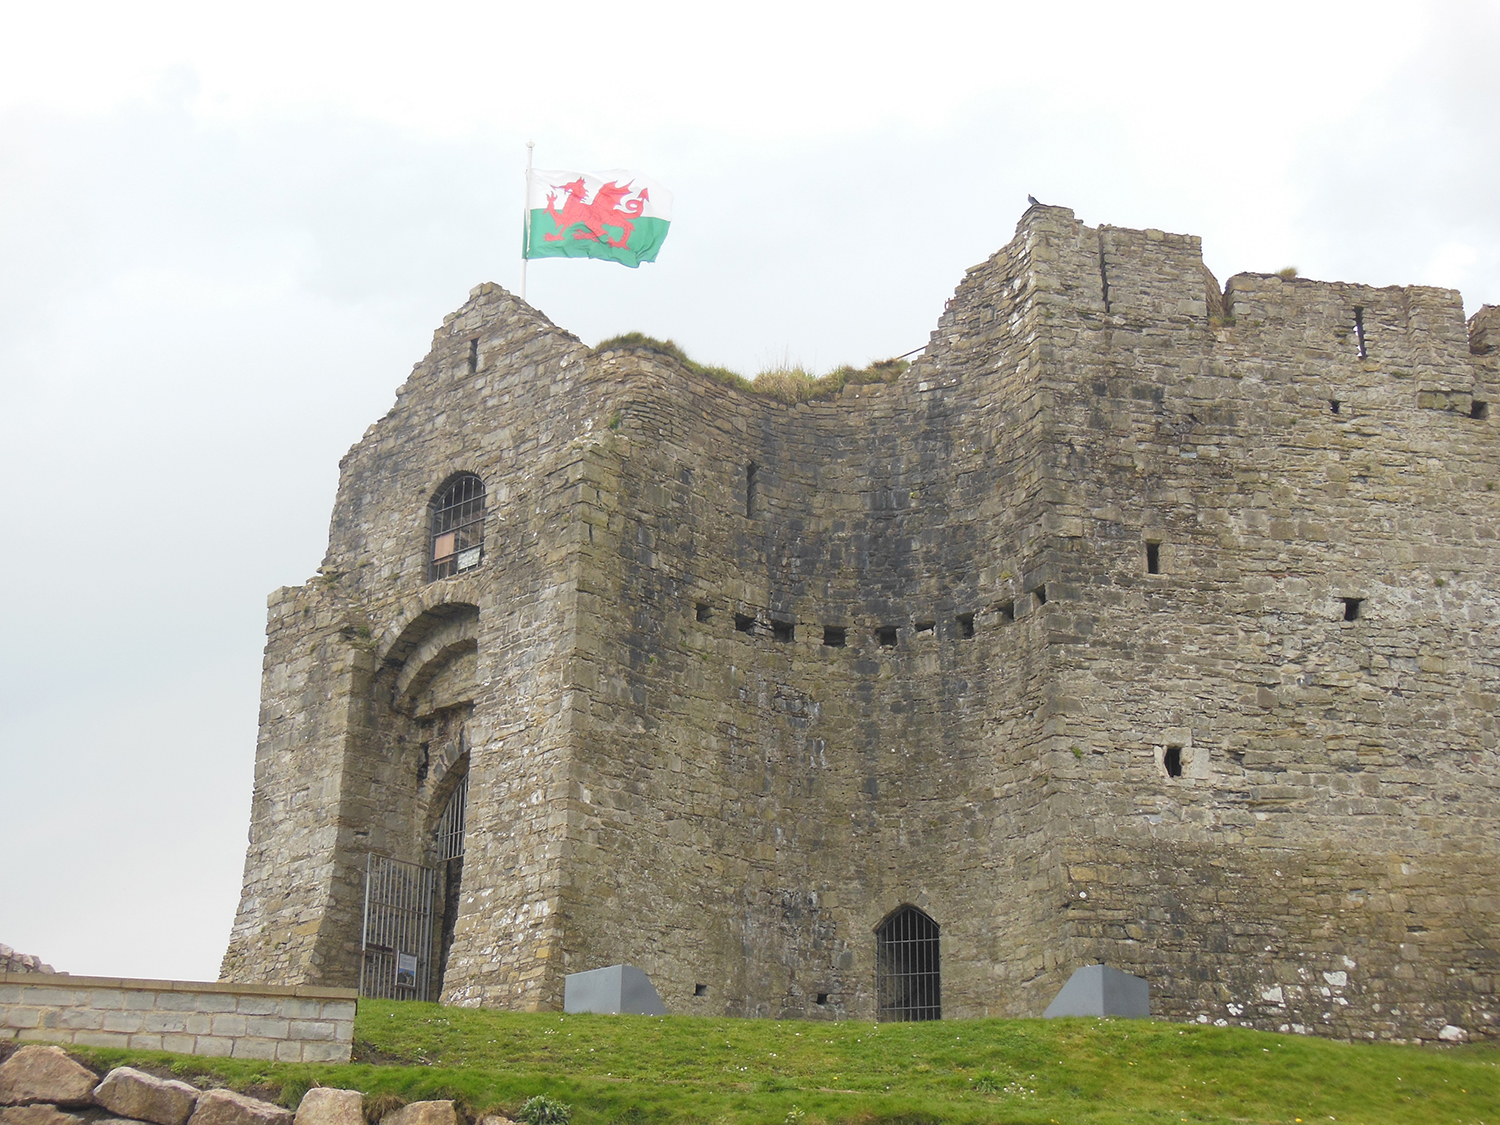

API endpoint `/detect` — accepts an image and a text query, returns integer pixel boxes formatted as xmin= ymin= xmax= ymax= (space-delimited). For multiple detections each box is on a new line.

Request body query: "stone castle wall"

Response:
xmin=222 ymin=206 xmax=1499 ymax=1042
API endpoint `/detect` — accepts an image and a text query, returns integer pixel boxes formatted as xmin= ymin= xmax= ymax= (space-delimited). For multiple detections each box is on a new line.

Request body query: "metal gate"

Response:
xmin=359 ymin=853 xmax=436 ymax=1000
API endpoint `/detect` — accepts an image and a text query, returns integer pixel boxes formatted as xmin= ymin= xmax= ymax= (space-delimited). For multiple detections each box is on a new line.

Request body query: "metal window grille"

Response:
xmin=359 ymin=854 xmax=436 ymax=1001
xmin=434 ymin=775 xmax=468 ymax=861
xmin=430 ymin=474 xmax=485 ymax=580
xmin=876 ymin=906 xmax=941 ymax=1021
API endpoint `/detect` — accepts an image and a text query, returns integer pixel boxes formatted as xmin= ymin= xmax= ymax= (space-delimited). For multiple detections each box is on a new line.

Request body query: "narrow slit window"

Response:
xmin=876 ymin=625 xmax=898 ymax=648
xmin=956 ymin=612 xmax=975 ymax=638
xmin=1342 ymin=597 xmax=1363 ymax=621
xmin=696 ymin=602 xmax=711 ymax=623
xmin=1472 ymin=400 xmax=1489 ymax=420
xmin=1164 ymin=745 xmax=1183 ymax=778
xmin=875 ymin=906 xmax=941 ymax=1022
xmin=467 ymin=338 xmax=479 ymax=375
xmin=823 ymin=625 xmax=847 ymax=647
xmin=746 ymin=462 xmax=759 ymax=518
xmin=1145 ymin=541 xmax=1161 ymax=575
xmin=772 ymin=619 xmax=795 ymax=643
xmin=429 ymin=473 xmax=485 ymax=580
xmin=1353 ymin=307 xmax=1367 ymax=359
xmin=734 ymin=613 xmax=756 ymax=634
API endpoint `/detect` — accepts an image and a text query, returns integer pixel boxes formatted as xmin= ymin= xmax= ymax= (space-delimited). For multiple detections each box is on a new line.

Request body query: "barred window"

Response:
xmin=876 ymin=905 xmax=941 ymax=1021
xmin=430 ymin=474 xmax=485 ymax=580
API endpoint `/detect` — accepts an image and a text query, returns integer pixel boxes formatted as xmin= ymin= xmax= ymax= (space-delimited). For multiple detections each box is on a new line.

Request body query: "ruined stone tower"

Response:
xmin=222 ymin=205 xmax=1500 ymax=1043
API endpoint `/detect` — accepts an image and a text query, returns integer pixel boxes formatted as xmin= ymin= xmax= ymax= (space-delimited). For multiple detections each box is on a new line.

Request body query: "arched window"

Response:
xmin=876 ymin=905 xmax=941 ymax=1021
xmin=429 ymin=474 xmax=485 ymax=579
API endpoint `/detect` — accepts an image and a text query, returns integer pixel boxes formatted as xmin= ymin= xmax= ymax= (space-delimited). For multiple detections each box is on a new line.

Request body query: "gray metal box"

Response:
xmin=563 ymin=963 xmax=668 ymax=1015
xmin=1043 ymin=964 xmax=1150 ymax=1018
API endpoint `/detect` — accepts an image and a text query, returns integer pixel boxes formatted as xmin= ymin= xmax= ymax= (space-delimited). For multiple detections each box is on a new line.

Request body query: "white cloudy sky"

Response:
xmin=2 ymin=0 xmax=1497 ymax=981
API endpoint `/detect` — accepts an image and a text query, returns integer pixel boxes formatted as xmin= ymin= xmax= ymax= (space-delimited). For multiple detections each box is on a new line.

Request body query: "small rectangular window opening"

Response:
xmin=467 ymin=337 xmax=479 ymax=375
xmin=823 ymin=625 xmax=847 ymax=647
xmin=1145 ymin=541 xmax=1161 ymax=575
xmin=998 ymin=599 xmax=1015 ymax=622
xmin=815 ymin=992 xmax=829 ymax=1005
xmin=734 ymin=613 xmax=756 ymax=634
xmin=956 ymin=612 xmax=975 ymax=638
xmin=1032 ymin=584 xmax=1048 ymax=606
xmin=696 ymin=602 xmax=711 ymax=623
xmin=694 ymin=983 xmax=708 ymax=997
xmin=1472 ymin=400 xmax=1489 ymax=420
xmin=1353 ymin=307 xmax=1367 ymax=359
xmin=876 ymin=625 xmax=898 ymax=648
xmin=772 ymin=619 xmax=795 ymax=643
xmin=1329 ymin=399 xmax=1342 ymax=415
xmin=914 ymin=620 xmax=935 ymax=634
xmin=746 ymin=462 xmax=759 ymax=519
xmin=1164 ymin=745 xmax=1183 ymax=778
xmin=1342 ymin=597 xmax=1363 ymax=621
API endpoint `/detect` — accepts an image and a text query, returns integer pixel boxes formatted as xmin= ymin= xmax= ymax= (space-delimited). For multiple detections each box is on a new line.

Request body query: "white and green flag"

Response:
xmin=524 ymin=169 xmax=672 ymax=269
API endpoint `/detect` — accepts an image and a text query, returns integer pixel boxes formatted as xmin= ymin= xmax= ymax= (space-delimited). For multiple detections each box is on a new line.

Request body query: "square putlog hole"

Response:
xmin=876 ymin=625 xmax=898 ymax=648
xmin=694 ymin=983 xmax=708 ymax=997
xmin=695 ymin=602 xmax=711 ymax=623
xmin=956 ymin=612 xmax=975 ymax=638
xmin=823 ymin=625 xmax=847 ymax=647
xmin=772 ymin=619 xmax=795 ymax=643
xmin=734 ymin=613 xmax=756 ymax=634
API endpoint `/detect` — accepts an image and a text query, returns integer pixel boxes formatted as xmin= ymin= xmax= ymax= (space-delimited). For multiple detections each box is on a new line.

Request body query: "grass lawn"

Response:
xmin=71 ymin=999 xmax=1498 ymax=1125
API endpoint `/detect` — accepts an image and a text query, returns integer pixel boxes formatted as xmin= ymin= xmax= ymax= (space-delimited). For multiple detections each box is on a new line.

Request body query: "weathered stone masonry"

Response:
xmin=222 ymin=205 xmax=1500 ymax=1042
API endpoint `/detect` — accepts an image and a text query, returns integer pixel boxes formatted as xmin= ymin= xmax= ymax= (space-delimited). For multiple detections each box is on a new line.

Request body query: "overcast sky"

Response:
xmin=3 ymin=0 xmax=1498 ymax=982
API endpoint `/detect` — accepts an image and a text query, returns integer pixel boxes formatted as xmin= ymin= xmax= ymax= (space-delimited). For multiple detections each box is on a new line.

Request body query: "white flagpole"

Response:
xmin=521 ymin=140 xmax=534 ymax=302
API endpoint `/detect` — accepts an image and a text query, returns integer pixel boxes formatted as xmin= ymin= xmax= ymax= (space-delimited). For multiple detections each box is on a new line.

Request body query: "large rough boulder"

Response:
xmin=93 ymin=1069 xmax=199 ymax=1125
xmin=0 ymin=1046 xmax=98 ymax=1107
xmin=186 ymin=1089 xmax=291 ymax=1125
xmin=379 ymin=1102 xmax=461 ymax=1125
xmin=293 ymin=1090 xmax=363 ymax=1125
xmin=0 ymin=1107 xmax=87 ymax=1125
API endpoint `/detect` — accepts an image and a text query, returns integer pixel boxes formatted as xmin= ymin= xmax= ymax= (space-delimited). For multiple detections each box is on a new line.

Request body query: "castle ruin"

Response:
xmin=222 ymin=205 xmax=1500 ymax=1042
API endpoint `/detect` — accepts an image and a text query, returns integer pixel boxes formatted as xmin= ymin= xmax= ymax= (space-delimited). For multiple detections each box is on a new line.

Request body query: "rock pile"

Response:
xmin=0 ymin=948 xmax=55 ymax=976
xmin=0 ymin=1047 xmax=516 ymax=1125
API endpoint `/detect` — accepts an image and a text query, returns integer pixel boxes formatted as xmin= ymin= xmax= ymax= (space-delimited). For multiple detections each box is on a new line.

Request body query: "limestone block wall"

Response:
xmin=0 ymin=974 xmax=355 ymax=1061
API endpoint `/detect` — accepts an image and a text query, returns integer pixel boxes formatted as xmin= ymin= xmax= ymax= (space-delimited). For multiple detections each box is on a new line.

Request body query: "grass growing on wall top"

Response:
xmin=68 ymin=1000 xmax=1499 ymax=1125
xmin=593 ymin=333 xmax=908 ymax=404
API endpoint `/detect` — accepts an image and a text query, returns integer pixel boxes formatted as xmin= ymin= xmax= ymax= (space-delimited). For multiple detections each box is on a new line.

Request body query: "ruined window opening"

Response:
xmin=694 ymin=983 xmax=708 ymax=997
xmin=1342 ymin=597 xmax=1363 ymax=621
xmin=1353 ymin=307 xmax=1367 ymax=359
xmin=466 ymin=338 xmax=479 ymax=375
xmin=876 ymin=905 xmax=941 ymax=1022
xmin=734 ymin=613 xmax=756 ymax=634
xmin=772 ymin=619 xmax=795 ymax=643
xmin=1472 ymin=400 xmax=1489 ymax=420
xmin=696 ymin=602 xmax=712 ymax=623
xmin=915 ymin=620 xmax=935 ymax=634
xmin=429 ymin=473 xmax=485 ymax=580
xmin=1330 ymin=399 xmax=1342 ymax=415
xmin=823 ymin=625 xmax=847 ymax=647
xmin=1164 ymin=745 xmax=1183 ymax=778
xmin=1033 ymin=584 xmax=1048 ymax=606
xmin=816 ymin=992 xmax=829 ymax=1005
xmin=876 ymin=625 xmax=898 ymax=648
xmin=1146 ymin=542 xmax=1161 ymax=575
xmin=998 ymin=599 xmax=1015 ymax=622
xmin=746 ymin=461 xmax=759 ymax=518
xmin=957 ymin=612 xmax=975 ymax=638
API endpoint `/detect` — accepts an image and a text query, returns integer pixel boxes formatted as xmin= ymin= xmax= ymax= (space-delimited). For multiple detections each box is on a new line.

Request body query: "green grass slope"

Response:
xmin=72 ymin=1000 xmax=1498 ymax=1125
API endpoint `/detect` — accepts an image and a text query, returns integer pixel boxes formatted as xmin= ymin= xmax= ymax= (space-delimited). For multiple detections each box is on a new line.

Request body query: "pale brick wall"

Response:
xmin=0 ymin=973 xmax=355 ymax=1061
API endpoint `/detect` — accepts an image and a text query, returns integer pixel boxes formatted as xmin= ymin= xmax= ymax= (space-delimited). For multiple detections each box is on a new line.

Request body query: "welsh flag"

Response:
xmin=524 ymin=169 xmax=672 ymax=269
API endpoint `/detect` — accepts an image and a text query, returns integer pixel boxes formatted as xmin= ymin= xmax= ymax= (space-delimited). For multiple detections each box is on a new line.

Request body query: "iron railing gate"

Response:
xmin=876 ymin=905 xmax=942 ymax=1021
xmin=360 ymin=853 xmax=436 ymax=1001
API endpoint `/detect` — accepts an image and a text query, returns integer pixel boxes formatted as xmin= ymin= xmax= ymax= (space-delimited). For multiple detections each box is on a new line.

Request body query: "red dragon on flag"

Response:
xmin=526 ymin=167 xmax=673 ymax=269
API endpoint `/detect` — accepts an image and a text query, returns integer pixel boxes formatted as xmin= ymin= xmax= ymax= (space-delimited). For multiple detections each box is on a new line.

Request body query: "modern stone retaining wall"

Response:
xmin=0 ymin=975 xmax=355 ymax=1062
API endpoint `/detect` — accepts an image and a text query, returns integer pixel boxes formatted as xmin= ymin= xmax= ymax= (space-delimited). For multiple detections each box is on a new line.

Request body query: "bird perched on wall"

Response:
xmin=1027 ymin=194 xmax=1045 ymax=208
